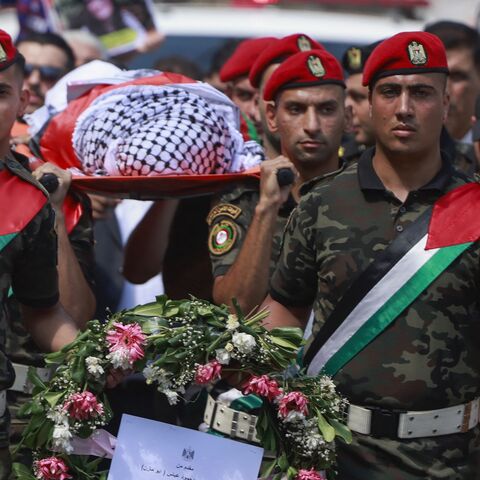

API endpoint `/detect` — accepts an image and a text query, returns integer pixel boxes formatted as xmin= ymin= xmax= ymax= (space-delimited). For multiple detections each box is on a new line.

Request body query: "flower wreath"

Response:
xmin=12 ymin=296 xmax=350 ymax=480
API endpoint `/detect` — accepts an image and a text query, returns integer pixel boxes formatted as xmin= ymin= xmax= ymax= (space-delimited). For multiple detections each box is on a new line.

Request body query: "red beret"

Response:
xmin=362 ymin=31 xmax=448 ymax=86
xmin=0 ymin=30 xmax=19 ymax=72
xmin=219 ymin=37 xmax=276 ymax=82
xmin=264 ymin=49 xmax=344 ymax=101
xmin=249 ymin=33 xmax=324 ymax=88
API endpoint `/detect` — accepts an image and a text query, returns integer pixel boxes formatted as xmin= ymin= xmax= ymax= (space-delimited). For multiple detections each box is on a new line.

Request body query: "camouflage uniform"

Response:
xmin=208 ymin=179 xmax=297 ymax=280
xmin=4 ymin=152 xmax=95 ymax=463
xmin=270 ymin=149 xmax=480 ymax=479
xmin=0 ymin=153 xmax=59 ymax=480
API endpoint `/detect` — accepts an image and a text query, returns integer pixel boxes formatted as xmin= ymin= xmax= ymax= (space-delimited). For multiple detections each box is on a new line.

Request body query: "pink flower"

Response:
xmin=64 ymin=391 xmax=104 ymax=421
xmin=106 ymin=322 xmax=146 ymax=365
xmin=278 ymin=391 xmax=309 ymax=418
xmin=296 ymin=469 xmax=325 ymax=480
xmin=194 ymin=360 xmax=222 ymax=384
xmin=243 ymin=375 xmax=282 ymax=401
xmin=33 ymin=457 xmax=72 ymax=480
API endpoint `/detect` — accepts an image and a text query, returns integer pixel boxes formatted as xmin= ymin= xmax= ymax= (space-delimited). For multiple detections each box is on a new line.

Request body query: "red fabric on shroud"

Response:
xmin=72 ymin=168 xmax=261 ymax=200
xmin=426 ymin=182 xmax=480 ymax=250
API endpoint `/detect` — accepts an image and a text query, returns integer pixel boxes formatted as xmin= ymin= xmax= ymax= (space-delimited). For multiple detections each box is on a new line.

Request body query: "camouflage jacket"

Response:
xmin=270 ymin=149 xmax=480 ymax=478
xmin=4 ymin=152 xmax=95 ymax=367
xmin=0 ymin=154 xmax=59 ymax=446
xmin=208 ymin=180 xmax=297 ymax=279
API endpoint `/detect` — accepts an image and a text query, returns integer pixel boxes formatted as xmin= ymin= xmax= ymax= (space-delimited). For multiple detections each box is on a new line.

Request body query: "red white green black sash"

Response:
xmin=0 ymin=166 xmax=47 ymax=253
xmin=304 ymin=185 xmax=478 ymax=378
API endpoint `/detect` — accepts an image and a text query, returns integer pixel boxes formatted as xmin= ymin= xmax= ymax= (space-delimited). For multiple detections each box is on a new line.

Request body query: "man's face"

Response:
xmin=370 ymin=73 xmax=449 ymax=159
xmin=445 ymin=47 xmax=480 ymax=140
xmin=345 ymin=73 xmax=375 ymax=146
xmin=0 ymin=65 xmax=29 ymax=154
xmin=267 ymin=85 xmax=347 ymax=171
xmin=17 ymin=41 xmax=69 ymax=114
xmin=228 ymin=76 xmax=260 ymax=130
xmin=258 ymin=63 xmax=281 ymax=156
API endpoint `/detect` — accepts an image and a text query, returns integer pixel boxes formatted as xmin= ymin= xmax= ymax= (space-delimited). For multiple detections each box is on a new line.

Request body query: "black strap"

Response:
xmin=303 ymin=206 xmax=433 ymax=368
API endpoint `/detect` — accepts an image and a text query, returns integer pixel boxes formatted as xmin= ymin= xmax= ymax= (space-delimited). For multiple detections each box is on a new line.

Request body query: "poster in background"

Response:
xmin=52 ymin=0 xmax=158 ymax=56
xmin=15 ymin=0 xmax=58 ymax=40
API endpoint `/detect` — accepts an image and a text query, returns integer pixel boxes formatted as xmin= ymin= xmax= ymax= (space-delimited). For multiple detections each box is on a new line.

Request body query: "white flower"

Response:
xmin=282 ymin=410 xmax=306 ymax=423
xmin=164 ymin=390 xmax=180 ymax=406
xmin=305 ymin=433 xmax=325 ymax=450
xmin=52 ymin=423 xmax=73 ymax=453
xmin=106 ymin=348 xmax=131 ymax=370
xmin=224 ymin=342 xmax=234 ymax=352
xmin=319 ymin=376 xmax=336 ymax=395
xmin=215 ymin=348 xmax=231 ymax=365
xmin=47 ymin=408 xmax=68 ymax=426
xmin=85 ymin=356 xmax=105 ymax=378
xmin=226 ymin=314 xmax=240 ymax=331
xmin=232 ymin=332 xmax=256 ymax=354
xmin=143 ymin=365 xmax=171 ymax=388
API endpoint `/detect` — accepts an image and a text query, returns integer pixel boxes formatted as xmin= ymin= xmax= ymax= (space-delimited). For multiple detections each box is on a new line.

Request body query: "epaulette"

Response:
xmin=299 ymin=162 xmax=347 ymax=196
xmin=4 ymin=152 xmax=49 ymax=197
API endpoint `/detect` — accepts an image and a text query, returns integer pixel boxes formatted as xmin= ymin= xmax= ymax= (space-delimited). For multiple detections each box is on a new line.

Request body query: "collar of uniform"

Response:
xmin=358 ymin=147 xmax=455 ymax=192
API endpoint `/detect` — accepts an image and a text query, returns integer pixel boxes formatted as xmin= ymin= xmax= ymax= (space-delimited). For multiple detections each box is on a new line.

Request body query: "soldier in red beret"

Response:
xmin=0 ymin=29 xmax=80 ymax=478
xmin=219 ymin=37 xmax=275 ymax=141
xmin=264 ymin=31 xmax=479 ymax=478
xmin=204 ymin=46 xmax=352 ymax=450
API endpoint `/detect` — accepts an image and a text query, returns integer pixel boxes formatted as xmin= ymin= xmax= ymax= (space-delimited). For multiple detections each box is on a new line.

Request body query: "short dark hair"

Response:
xmin=425 ymin=21 xmax=480 ymax=70
xmin=15 ymin=32 xmax=76 ymax=72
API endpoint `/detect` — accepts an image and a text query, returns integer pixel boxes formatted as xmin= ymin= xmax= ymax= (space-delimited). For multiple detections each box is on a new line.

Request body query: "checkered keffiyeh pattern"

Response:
xmin=73 ymin=85 xmax=263 ymax=176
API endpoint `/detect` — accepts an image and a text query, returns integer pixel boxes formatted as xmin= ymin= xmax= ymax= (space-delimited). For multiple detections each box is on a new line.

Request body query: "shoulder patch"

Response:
xmin=208 ymin=220 xmax=238 ymax=256
xmin=207 ymin=203 xmax=242 ymax=226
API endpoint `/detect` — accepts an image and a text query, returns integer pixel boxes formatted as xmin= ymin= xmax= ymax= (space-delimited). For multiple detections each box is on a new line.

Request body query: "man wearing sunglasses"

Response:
xmin=16 ymin=32 xmax=75 ymax=114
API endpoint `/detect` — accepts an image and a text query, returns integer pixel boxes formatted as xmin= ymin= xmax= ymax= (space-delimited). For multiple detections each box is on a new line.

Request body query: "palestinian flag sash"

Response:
xmin=304 ymin=184 xmax=479 ymax=378
xmin=0 ymin=166 xmax=47 ymax=253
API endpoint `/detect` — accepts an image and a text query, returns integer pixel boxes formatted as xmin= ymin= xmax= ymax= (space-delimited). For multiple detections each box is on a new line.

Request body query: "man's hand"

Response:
xmin=32 ymin=163 xmax=71 ymax=211
xmin=87 ymin=193 xmax=121 ymax=221
xmin=258 ymin=156 xmax=298 ymax=212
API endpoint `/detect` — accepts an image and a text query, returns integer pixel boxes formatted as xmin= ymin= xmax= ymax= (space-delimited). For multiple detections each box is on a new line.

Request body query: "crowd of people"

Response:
xmin=0 ymin=14 xmax=479 ymax=480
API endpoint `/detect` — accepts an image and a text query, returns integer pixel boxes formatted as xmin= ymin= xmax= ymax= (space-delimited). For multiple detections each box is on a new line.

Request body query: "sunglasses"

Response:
xmin=24 ymin=64 xmax=65 ymax=82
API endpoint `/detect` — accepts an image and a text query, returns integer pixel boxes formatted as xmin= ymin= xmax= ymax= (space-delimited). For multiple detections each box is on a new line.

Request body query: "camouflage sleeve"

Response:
xmin=207 ymin=187 xmax=258 ymax=277
xmin=12 ymin=203 xmax=59 ymax=308
xmin=269 ymin=195 xmax=318 ymax=307
xmin=67 ymin=192 xmax=95 ymax=289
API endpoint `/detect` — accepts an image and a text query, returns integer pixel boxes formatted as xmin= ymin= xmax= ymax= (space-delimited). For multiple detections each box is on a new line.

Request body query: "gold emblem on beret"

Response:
xmin=407 ymin=41 xmax=427 ymax=66
xmin=0 ymin=45 xmax=6 ymax=63
xmin=307 ymin=55 xmax=325 ymax=78
xmin=297 ymin=35 xmax=312 ymax=52
xmin=347 ymin=47 xmax=362 ymax=70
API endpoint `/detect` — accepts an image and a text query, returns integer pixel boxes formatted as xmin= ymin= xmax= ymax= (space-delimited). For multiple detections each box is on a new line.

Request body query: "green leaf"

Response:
xmin=330 ymin=417 xmax=353 ymax=444
xmin=269 ymin=335 xmax=300 ymax=350
xmin=12 ymin=463 xmax=36 ymax=480
xmin=287 ymin=466 xmax=298 ymax=479
xmin=316 ymin=410 xmax=335 ymax=442
xmin=43 ymin=391 xmax=66 ymax=408
xmin=26 ymin=367 xmax=47 ymax=390
xmin=277 ymin=453 xmax=289 ymax=471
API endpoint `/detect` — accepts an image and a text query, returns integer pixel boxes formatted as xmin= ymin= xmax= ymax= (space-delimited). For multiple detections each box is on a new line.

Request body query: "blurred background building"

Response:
xmin=0 ymin=0 xmax=479 ymax=76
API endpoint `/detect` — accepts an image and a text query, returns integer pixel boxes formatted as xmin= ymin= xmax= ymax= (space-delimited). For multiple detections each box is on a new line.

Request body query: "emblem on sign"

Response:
xmin=307 ymin=55 xmax=325 ymax=78
xmin=0 ymin=45 xmax=6 ymax=63
xmin=297 ymin=35 xmax=312 ymax=52
xmin=182 ymin=447 xmax=195 ymax=461
xmin=347 ymin=47 xmax=362 ymax=70
xmin=407 ymin=41 xmax=427 ymax=66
